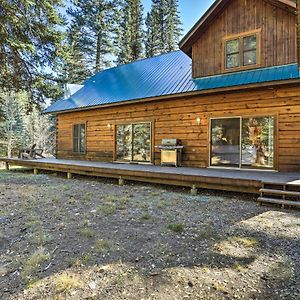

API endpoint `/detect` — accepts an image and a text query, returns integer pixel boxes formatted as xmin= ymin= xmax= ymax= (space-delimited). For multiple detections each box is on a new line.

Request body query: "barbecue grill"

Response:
xmin=156 ymin=139 xmax=183 ymax=167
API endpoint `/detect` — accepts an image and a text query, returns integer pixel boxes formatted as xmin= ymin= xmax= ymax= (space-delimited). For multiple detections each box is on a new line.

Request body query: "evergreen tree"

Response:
xmin=61 ymin=29 xmax=92 ymax=84
xmin=165 ymin=0 xmax=182 ymax=52
xmin=67 ymin=0 xmax=116 ymax=73
xmin=0 ymin=0 xmax=65 ymax=104
xmin=117 ymin=0 xmax=144 ymax=64
xmin=145 ymin=0 xmax=182 ymax=57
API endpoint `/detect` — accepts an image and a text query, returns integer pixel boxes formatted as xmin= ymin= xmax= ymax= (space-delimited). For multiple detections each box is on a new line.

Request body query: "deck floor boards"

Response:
xmin=2 ymin=158 xmax=300 ymax=193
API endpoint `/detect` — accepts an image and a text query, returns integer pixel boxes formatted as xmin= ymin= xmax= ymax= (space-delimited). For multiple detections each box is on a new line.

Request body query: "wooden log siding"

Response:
xmin=192 ymin=0 xmax=297 ymax=78
xmin=56 ymin=84 xmax=300 ymax=172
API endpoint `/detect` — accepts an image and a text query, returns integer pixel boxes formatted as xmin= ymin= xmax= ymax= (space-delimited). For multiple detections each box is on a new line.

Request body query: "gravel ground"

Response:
xmin=0 ymin=168 xmax=300 ymax=300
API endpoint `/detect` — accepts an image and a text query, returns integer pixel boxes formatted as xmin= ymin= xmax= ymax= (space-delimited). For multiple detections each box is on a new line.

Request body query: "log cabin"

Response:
xmin=3 ymin=0 xmax=300 ymax=205
xmin=44 ymin=0 xmax=300 ymax=173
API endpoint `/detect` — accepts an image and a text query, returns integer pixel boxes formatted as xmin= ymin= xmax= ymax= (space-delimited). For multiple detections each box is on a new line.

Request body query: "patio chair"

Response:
xmin=19 ymin=144 xmax=45 ymax=159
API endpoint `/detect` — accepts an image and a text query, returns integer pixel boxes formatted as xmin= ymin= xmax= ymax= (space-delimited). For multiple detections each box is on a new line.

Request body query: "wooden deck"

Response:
xmin=2 ymin=157 xmax=300 ymax=195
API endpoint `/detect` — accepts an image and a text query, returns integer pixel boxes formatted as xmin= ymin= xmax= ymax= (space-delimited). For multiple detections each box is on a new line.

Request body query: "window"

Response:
xmin=73 ymin=124 xmax=86 ymax=153
xmin=224 ymin=31 xmax=260 ymax=70
xmin=210 ymin=116 xmax=275 ymax=169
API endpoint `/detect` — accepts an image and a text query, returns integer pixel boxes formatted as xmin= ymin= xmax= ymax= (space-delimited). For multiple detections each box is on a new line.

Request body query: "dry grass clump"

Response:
xmin=22 ymin=248 xmax=50 ymax=278
xmin=55 ymin=272 xmax=82 ymax=292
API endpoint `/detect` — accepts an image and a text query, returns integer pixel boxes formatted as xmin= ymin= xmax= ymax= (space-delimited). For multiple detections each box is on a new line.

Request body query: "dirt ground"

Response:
xmin=0 ymin=167 xmax=300 ymax=300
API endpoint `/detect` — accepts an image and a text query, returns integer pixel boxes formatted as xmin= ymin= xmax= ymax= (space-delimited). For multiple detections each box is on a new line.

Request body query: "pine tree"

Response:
xmin=0 ymin=0 xmax=65 ymax=104
xmin=145 ymin=0 xmax=182 ymax=57
xmin=117 ymin=0 xmax=144 ymax=64
xmin=67 ymin=0 xmax=116 ymax=73
xmin=165 ymin=0 xmax=182 ymax=52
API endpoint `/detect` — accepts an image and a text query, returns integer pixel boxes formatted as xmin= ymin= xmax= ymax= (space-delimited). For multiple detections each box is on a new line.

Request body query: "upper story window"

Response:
xmin=73 ymin=123 xmax=86 ymax=153
xmin=224 ymin=30 xmax=261 ymax=71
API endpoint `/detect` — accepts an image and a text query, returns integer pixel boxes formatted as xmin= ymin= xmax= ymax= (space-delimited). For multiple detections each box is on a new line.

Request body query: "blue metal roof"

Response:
xmin=44 ymin=51 xmax=300 ymax=114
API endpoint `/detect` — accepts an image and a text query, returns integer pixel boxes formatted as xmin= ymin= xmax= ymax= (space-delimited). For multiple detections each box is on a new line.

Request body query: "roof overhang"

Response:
xmin=179 ymin=0 xmax=297 ymax=57
xmin=44 ymin=78 xmax=300 ymax=115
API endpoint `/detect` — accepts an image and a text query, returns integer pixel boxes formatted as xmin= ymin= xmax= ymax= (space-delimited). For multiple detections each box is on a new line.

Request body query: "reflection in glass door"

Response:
xmin=116 ymin=123 xmax=151 ymax=163
xmin=241 ymin=117 xmax=274 ymax=169
xmin=116 ymin=125 xmax=132 ymax=161
xmin=132 ymin=123 xmax=151 ymax=162
xmin=210 ymin=116 xmax=275 ymax=169
xmin=210 ymin=118 xmax=241 ymax=167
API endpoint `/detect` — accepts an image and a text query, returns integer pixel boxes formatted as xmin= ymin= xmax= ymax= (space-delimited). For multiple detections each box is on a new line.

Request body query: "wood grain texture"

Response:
xmin=56 ymin=84 xmax=300 ymax=172
xmin=192 ymin=0 xmax=297 ymax=78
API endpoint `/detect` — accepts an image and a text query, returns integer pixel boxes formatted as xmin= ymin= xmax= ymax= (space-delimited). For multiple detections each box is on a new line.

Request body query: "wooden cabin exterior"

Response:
xmin=47 ymin=0 xmax=300 ymax=173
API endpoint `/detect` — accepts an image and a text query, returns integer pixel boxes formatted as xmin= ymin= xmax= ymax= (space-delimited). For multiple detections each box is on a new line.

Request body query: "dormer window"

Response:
xmin=224 ymin=30 xmax=261 ymax=71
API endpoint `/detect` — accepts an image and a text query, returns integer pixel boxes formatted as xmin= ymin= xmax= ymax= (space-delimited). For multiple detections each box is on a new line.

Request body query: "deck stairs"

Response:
xmin=258 ymin=182 xmax=300 ymax=208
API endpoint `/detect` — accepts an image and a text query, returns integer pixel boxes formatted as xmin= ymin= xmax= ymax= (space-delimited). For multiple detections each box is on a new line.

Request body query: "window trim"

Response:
xmin=222 ymin=29 xmax=261 ymax=73
xmin=72 ymin=122 xmax=86 ymax=154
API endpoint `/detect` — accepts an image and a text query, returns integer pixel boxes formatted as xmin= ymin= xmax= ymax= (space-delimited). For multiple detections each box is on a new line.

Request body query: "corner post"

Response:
xmin=118 ymin=176 xmax=124 ymax=186
xmin=33 ymin=168 xmax=38 ymax=175
xmin=67 ymin=172 xmax=72 ymax=179
xmin=191 ymin=184 xmax=198 ymax=196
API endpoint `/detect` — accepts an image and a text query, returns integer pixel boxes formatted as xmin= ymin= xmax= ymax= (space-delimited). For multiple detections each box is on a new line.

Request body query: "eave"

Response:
xmin=44 ymin=78 xmax=300 ymax=115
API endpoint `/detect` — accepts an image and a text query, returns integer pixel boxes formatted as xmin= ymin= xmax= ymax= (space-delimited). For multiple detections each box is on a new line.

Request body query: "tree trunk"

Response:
xmin=7 ymin=134 xmax=12 ymax=158
xmin=95 ymin=30 xmax=102 ymax=72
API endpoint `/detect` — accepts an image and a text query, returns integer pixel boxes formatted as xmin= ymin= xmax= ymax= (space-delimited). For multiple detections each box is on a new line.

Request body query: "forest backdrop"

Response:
xmin=0 ymin=0 xmax=182 ymax=157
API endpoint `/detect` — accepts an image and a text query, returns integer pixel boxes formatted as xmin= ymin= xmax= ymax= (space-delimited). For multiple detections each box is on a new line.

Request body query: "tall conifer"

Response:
xmin=117 ymin=0 xmax=144 ymax=64
xmin=145 ymin=0 xmax=182 ymax=57
xmin=67 ymin=0 xmax=116 ymax=73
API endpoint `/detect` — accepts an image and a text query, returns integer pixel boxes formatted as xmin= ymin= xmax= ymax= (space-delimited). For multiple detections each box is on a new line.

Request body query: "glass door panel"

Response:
xmin=132 ymin=123 xmax=151 ymax=162
xmin=116 ymin=124 xmax=132 ymax=161
xmin=241 ymin=117 xmax=274 ymax=169
xmin=116 ymin=123 xmax=151 ymax=163
xmin=210 ymin=118 xmax=241 ymax=167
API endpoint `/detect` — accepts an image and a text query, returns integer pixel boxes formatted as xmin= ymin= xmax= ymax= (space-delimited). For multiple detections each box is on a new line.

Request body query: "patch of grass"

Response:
xmin=213 ymin=282 xmax=228 ymax=293
xmin=68 ymin=197 xmax=76 ymax=205
xmin=196 ymin=225 xmax=215 ymax=240
xmin=79 ymin=227 xmax=96 ymax=238
xmin=104 ymin=194 xmax=116 ymax=202
xmin=167 ymin=223 xmax=184 ymax=233
xmin=157 ymin=200 xmax=167 ymax=209
xmin=25 ymin=215 xmax=42 ymax=229
xmin=55 ymin=272 xmax=82 ymax=293
xmin=98 ymin=203 xmax=117 ymax=215
xmin=233 ymin=262 xmax=247 ymax=273
xmin=231 ymin=236 xmax=259 ymax=248
xmin=94 ymin=239 xmax=112 ymax=253
xmin=82 ymin=254 xmax=91 ymax=264
xmin=33 ymin=232 xmax=50 ymax=247
xmin=22 ymin=248 xmax=50 ymax=278
xmin=140 ymin=213 xmax=153 ymax=221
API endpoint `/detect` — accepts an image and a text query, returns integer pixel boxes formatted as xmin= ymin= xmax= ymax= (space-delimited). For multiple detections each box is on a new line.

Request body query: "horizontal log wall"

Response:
xmin=56 ymin=84 xmax=300 ymax=172
xmin=192 ymin=0 xmax=297 ymax=78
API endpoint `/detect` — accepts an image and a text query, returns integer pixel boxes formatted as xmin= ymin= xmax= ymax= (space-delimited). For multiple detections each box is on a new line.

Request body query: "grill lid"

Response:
xmin=161 ymin=139 xmax=180 ymax=146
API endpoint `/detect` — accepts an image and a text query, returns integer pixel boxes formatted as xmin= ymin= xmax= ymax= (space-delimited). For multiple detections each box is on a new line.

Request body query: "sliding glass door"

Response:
xmin=116 ymin=123 xmax=151 ymax=163
xmin=210 ymin=118 xmax=240 ymax=167
xmin=210 ymin=116 xmax=275 ymax=169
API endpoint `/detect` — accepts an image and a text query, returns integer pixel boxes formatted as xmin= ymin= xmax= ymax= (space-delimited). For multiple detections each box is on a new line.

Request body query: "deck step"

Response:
xmin=257 ymin=197 xmax=300 ymax=208
xmin=259 ymin=188 xmax=300 ymax=197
